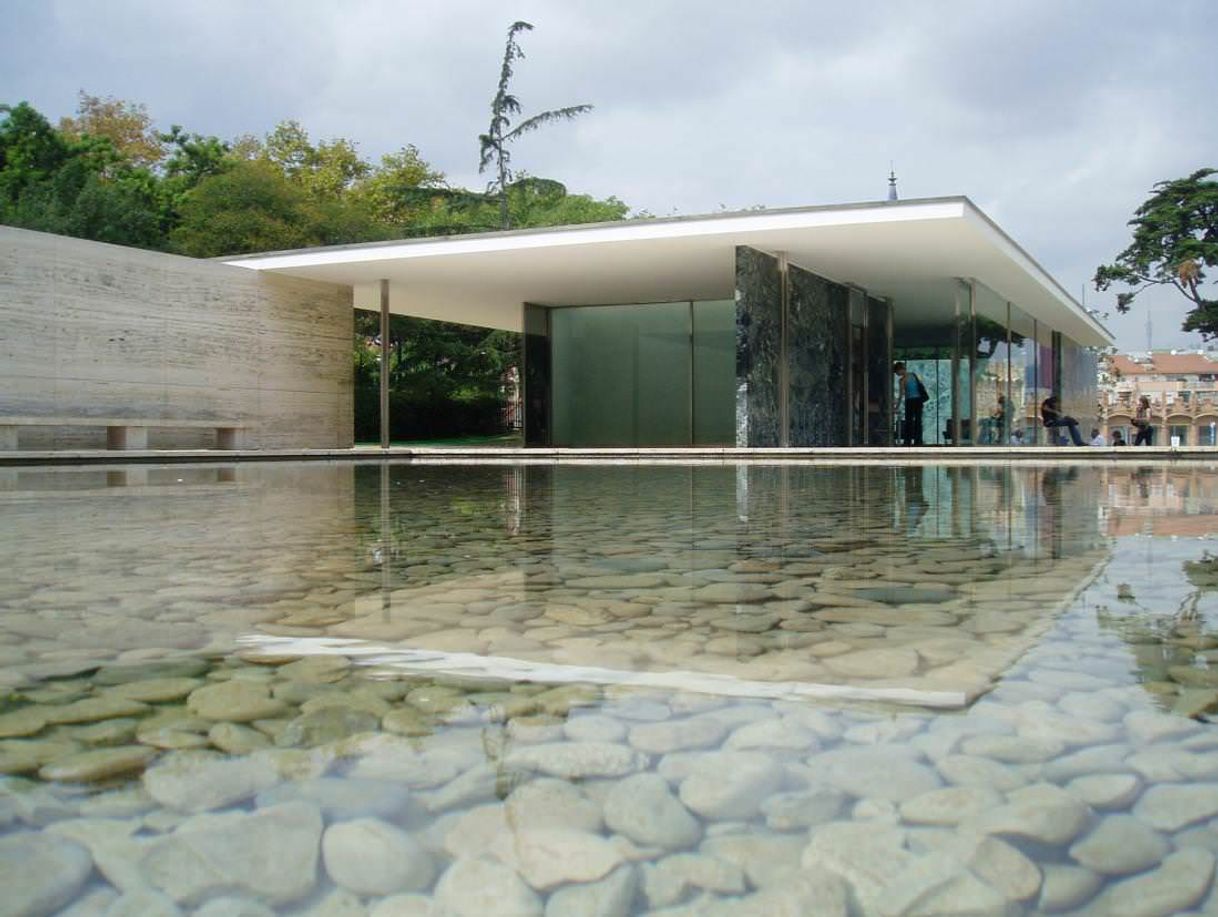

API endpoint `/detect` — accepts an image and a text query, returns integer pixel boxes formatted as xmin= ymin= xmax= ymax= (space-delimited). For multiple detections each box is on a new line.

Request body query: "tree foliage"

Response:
xmin=478 ymin=21 xmax=592 ymax=230
xmin=1 ymin=88 xmax=629 ymax=440
xmin=1095 ymin=168 xmax=1218 ymax=337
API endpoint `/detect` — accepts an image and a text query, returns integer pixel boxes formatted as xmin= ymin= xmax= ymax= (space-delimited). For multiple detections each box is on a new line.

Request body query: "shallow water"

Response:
xmin=0 ymin=461 xmax=1216 ymax=915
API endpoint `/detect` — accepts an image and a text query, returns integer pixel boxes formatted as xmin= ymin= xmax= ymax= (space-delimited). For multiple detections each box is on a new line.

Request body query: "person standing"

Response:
xmin=1133 ymin=395 xmax=1155 ymax=446
xmin=893 ymin=362 xmax=925 ymax=446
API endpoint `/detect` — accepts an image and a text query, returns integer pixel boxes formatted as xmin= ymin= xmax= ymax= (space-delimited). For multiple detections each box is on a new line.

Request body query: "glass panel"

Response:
xmin=1198 ymin=422 xmax=1216 ymax=446
xmin=973 ymin=282 xmax=1010 ymax=445
xmin=1170 ymin=424 xmax=1190 ymax=446
xmin=522 ymin=304 xmax=551 ymax=446
xmin=636 ymin=303 xmax=693 ymax=446
xmin=550 ymin=302 xmax=692 ymax=447
xmin=866 ymin=297 xmax=891 ymax=444
xmin=1059 ymin=332 xmax=1098 ymax=442
xmin=1008 ymin=302 xmax=1036 ymax=445
xmin=692 ymin=299 xmax=736 ymax=445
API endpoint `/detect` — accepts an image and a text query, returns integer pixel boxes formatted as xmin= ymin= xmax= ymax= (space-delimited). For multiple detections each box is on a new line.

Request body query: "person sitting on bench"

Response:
xmin=1040 ymin=396 xmax=1084 ymax=446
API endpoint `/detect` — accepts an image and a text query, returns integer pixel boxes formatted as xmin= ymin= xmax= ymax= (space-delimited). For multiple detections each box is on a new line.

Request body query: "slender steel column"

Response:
xmin=379 ymin=279 xmax=390 ymax=449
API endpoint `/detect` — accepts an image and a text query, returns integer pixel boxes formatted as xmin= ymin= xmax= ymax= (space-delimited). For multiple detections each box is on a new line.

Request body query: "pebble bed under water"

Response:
xmin=0 ymin=461 xmax=1216 ymax=916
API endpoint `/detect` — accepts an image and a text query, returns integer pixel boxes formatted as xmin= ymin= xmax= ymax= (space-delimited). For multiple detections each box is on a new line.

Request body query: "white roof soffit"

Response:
xmin=223 ymin=197 xmax=1112 ymax=346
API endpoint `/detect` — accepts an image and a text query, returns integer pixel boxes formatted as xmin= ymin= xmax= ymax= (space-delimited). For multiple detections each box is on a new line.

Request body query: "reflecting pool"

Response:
xmin=1 ymin=461 xmax=1216 ymax=915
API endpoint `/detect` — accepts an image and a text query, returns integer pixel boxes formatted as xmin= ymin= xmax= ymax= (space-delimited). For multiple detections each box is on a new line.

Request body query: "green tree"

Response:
xmin=478 ymin=21 xmax=591 ymax=230
xmin=1095 ymin=168 xmax=1218 ymax=337
xmin=1 ymin=101 xmax=164 ymax=248
xmin=353 ymin=145 xmax=447 ymax=227
xmin=58 ymin=91 xmax=164 ymax=170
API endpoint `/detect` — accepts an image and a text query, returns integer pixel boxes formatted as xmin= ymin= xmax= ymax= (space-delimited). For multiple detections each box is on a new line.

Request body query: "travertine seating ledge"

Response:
xmin=1 ymin=445 xmax=1216 ymax=466
xmin=0 ymin=416 xmax=246 ymax=451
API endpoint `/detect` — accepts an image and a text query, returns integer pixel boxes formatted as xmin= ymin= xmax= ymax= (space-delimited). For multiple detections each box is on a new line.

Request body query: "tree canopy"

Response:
xmin=0 ymin=88 xmax=630 ymax=442
xmin=1094 ymin=168 xmax=1218 ymax=337
xmin=0 ymin=93 xmax=627 ymax=256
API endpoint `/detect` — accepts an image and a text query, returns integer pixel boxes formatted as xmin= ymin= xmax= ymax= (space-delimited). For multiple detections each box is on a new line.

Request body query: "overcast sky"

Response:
xmin=4 ymin=0 xmax=1215 ymax=351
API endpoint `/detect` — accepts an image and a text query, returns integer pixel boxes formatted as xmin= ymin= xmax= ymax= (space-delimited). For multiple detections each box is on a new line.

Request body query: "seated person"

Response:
xmin=1089 ymin=428 xmax=1107 ymax=446
xmin=1040 ymin=396 xmax=1084 ymax=446
xmin=1112 ymin=430 xmax=1127 ymax=446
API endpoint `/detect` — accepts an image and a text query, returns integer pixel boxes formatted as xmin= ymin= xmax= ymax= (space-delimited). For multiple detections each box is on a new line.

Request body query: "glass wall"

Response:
xmin=1059 ymin=333 xmax=1098 ymax=441
xmin=973 ymin=282 xmax=1011 ymax=445
xmin=692 ymin=300 xmax=736 ymax=445
xmin=1008 ymin=302 xmax=1037 ymax=445
xmin=549 ymin=300 xmax=734 ymax=447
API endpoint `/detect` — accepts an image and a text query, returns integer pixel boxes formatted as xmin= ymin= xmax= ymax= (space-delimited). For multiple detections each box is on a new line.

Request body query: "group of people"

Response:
xmin=1041 ymin=393 xmax=1154 ymax=447
xmin=893 ymin=362 xmax=1157 ymax=447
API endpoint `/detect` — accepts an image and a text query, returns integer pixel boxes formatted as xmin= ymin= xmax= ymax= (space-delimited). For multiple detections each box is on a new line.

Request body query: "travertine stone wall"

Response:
xmin=0 ymin=227 xmax=353 ymax=449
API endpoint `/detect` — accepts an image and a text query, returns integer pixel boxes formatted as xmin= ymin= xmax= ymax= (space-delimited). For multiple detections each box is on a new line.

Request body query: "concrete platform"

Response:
xmin=2 ymin=444 xmax=1217 ymax=466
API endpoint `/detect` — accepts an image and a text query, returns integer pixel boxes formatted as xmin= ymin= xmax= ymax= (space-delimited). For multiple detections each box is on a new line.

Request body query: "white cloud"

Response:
xmin=3 ymin=0 xmax=1215 ymax=349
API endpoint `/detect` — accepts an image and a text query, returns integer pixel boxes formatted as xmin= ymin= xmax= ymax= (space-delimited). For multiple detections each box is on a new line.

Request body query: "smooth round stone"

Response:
xmin=0 ymin=832 xmax=93 ymax=916
xmin=1085 ymin=847 xmax=1215 ymax=916
xmin=642 ymin=851 xmax=747 ymax=907
xmin=208 ymin=722 xmax=271 ymax=755
xmin=277 ymin=707 xmax=379 ymax=747
xmin=1069 ymin=814 xmax=1169 ymax=876
xmin=381 ymin=707 xmax=432 ymax=737
xmin=38 ymin=745 xmax=156 ymax=782
xmin=369 ymin=893 xmax=434 ymax=917
xmin=323 ymin=817 xmax=434 ymax=896
xmin=1066 ymin=773 xmax=1142 ymax=810
xmin=678 ymin=751 xmax=784 ymax=820
xmin=107 ymin=678 xmax=202 ymax=703
xmin=504 ymin=742 xmax=646 ymax=779
xmin=563 ymin=714 xmax=627 ymax=743
xmin=822 ymin=647 xmax=920 ymax=679
xmin=936 ymin=754 xmax=1026 ymax=792
xmin=762 ymin=788 xmax=847 ymax=830
xmin=94 ymin=658 xmax=209 ymax=685
xmin=277 ymin=656 xmax=351 ymax=683
xmin=257 ymin=777 xmax=414 ymax=821
xmin=1038 ymin=864 xmax=1102 ymax=913
xmin=725 ymin=717 xmax=818 ymax=752
xmin=958 ymin=734 xmax=1062 ymax=764
xmin=432 ymin=856 xmax=542 ymax=917
xmin=504 ymin=778 xmax=601 ymax=833
xmin=0 ymin=707 xmax=48 ymax=739
xmin=195 ymin=896 xmax=276 ymax=917
xmin=1133 ymin=783 xmax=1218 ymax=831
xmin=545 ymin=864 xmax=637 ymax=917
xmin=970 ymin=783 xmax=1089 ymax=846
xmin=707 ymin=613 xmax=779 ymax=633
xmin=629 ymin=716 xmax=726 ymax=755
xmin=139 ymin=801 xmax=322 ymax=906
xmin=691 ymin=583 xmax=773 ymax=604
xmin=852 ymin=586 xmax=955 ymax=605
xmin=187 ymin=681 xmax=287 ymax=722
xmin=144 ymin=752 xmax=280 ymax=813
xmin=900 ymin=786 xmax=1004 ymax=826
xmin=491 ymin=827 xmax=625 ymax=890
xmin=604 ymin=773 xmax=701 ymax=849
xmin=813 ymin=745 xmax=941 ymax=803
xmin=700 ymin=833 xmax=806 ymax=888
xmin=0 ymin=738 xmax=80 ymax=774
xmin=45 ymin=696 xmax=150 ymax=725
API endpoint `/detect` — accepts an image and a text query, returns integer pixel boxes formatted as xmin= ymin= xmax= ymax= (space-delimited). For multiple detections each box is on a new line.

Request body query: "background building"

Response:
xmin=1101 ymin=351 xmax=1218 ymax=446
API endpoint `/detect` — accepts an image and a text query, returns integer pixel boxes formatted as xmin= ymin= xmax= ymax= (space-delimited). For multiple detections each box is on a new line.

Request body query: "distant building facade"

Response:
xmin=1100 ymin=351 xmax=1218 ymax=446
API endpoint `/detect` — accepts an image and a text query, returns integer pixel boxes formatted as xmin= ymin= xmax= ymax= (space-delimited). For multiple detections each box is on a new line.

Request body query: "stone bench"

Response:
xmin=0 ymin=417 xmax=245 ymax=450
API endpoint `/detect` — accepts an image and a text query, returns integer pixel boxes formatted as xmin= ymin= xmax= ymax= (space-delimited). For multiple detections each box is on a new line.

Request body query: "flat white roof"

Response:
xmin=224 ymin=197 xmax=1113 ymax=347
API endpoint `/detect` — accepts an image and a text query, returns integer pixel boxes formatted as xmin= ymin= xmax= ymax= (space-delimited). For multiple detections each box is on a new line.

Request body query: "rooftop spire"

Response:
xmin=887 ymin=164 xmax=898 ymax=202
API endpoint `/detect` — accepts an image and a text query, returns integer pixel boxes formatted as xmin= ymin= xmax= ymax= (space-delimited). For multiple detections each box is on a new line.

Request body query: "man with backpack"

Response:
xmin=893 ymin=362 xmax=927 ymax=446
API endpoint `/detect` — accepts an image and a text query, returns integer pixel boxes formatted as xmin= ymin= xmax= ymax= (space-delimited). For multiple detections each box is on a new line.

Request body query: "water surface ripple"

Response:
xmin=0 ymin=462 xmax=1216 ymax=915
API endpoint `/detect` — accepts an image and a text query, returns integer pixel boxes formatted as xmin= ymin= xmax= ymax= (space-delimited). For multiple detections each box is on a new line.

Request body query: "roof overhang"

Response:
xmin=224 ymin=197 xmax=1113 ymax=347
